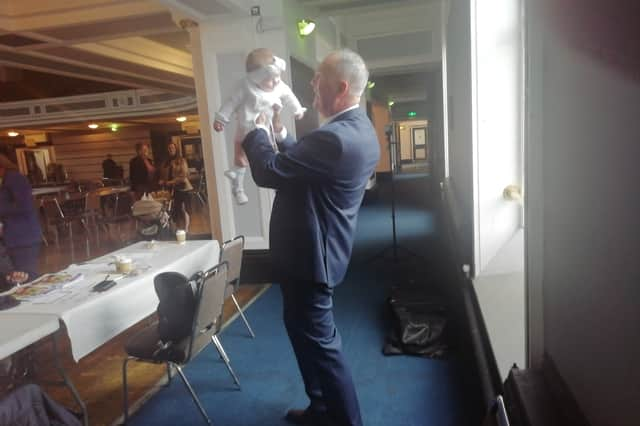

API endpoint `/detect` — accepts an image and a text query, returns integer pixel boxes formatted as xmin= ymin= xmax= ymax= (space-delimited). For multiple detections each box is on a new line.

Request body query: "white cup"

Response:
xmin=176 ymin=229 xmax=186 ymax=244
xmin=115 ymin=257 xmax=133 ymax=274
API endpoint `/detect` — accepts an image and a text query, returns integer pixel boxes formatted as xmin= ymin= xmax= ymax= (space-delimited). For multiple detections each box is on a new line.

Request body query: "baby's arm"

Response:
xmin=280 ymin=82 xmax=306 ymax=120
xmin=214 ymin=81 xmax=247 ymax=132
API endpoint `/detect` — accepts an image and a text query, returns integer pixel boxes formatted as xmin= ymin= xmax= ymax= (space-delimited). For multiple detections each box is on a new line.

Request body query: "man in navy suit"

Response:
xmin=242 ymin=49 xmax=379 ymax=426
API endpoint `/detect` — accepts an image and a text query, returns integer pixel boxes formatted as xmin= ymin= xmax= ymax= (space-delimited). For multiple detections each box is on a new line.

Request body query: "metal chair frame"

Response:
xmin=220 ymin=235 xmax=255 ymax=338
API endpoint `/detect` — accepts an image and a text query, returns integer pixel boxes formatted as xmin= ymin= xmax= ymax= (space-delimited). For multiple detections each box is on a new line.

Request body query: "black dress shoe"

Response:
xmin=284 ymin=408 xmax=330 ymax=426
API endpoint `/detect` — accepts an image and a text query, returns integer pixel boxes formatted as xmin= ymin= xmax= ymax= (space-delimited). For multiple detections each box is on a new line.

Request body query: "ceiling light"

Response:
xmin=297 ymin=19 xmax=316 ymax=37
xmin=387 ymin=101 xmax=395 ymax=107
xmin=88 ymin=123 xmax=99 ymax=129
xmin=7 ymin=131 xmax=19 ymax=137
xmin=367 ymin=81 xmax=375 ymax=89
xmin=110 ymin=124 xmax=119 ymax=132
xmin=176 ymin=116 xmax=187 ymax=122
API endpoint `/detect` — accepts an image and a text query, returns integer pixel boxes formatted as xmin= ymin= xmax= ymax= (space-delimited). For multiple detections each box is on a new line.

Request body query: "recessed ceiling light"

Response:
xmin=110 ymin=124 xmax=119 ymax=132
xmin=176 ymin=116 xmax=187 ymax=122
xmin=7 ymin=131 xmax=19 ymax=137
xmin=88 ymin=123 xmax=99 ymax=129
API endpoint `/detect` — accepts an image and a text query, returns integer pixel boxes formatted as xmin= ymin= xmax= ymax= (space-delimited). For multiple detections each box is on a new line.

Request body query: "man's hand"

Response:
xmin=6 ymin=271 xmax=29 ymax=285
xmin=272 ymin=104 xmax=283 ymax=134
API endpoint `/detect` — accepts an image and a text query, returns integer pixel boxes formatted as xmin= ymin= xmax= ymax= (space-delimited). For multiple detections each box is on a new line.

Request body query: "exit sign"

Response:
xmin=407 ymin=111 xmax=417 ymax=117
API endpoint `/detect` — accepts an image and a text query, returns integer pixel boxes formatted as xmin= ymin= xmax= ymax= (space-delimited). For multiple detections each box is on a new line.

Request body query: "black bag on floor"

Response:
xmin=155 ymin=272 xmax=198 ymax=344
xmin=383 ymin=285 xmax=449 ymax=358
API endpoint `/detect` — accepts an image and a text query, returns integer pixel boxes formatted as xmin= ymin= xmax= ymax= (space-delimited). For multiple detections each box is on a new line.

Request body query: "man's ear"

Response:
xmin=338 ymin=80 xmax=349 ymax=96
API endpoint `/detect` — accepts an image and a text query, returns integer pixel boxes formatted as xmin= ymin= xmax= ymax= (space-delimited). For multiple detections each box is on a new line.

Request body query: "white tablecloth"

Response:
xmin=7 ymin=240 xmax=219 ymax=361
xmin=0 ymin=313 xmax=60 ymax=360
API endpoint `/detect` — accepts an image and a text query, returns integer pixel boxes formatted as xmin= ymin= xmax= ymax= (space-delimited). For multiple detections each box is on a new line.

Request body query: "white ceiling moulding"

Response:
xmin=0 ymin=89 xmax=197 ymax=128
xmin=156 ymin=0 xmax=245 ymax=21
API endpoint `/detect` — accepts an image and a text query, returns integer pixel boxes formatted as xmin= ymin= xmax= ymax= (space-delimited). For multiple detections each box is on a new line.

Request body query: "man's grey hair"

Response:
xmin=332 ymin=49 xmax=369 ymax=98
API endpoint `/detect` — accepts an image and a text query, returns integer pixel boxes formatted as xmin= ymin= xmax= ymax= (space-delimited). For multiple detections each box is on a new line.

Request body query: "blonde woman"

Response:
xmin=159 ymin=143 xmax=193 ymax=232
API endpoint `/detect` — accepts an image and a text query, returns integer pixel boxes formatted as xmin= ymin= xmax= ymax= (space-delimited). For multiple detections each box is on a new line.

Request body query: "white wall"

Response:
xmin=534 ymin=24 xmax=640 ymax=426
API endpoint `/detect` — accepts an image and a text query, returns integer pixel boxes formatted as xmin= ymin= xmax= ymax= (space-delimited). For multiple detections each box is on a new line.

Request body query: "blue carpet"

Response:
xmin=128 ymin=173 xmax=482 ymax=426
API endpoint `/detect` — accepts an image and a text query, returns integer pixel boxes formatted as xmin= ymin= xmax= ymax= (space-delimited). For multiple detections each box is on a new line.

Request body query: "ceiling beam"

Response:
xmin=0 ymin=49 xmax=194 ymax=94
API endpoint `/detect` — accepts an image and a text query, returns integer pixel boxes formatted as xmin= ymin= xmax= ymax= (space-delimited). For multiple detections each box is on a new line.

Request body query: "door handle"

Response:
xmin=503 ymin=184 xmax=522 ymax=204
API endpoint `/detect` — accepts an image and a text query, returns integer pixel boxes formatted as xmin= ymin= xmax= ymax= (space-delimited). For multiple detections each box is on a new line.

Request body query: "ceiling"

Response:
xmin=0 ymin=0 xmax=441 ymax=134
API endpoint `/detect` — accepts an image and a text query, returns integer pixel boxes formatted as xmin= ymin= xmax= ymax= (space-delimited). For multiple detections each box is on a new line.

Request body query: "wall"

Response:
xmin=50 ymin=127 xmax=151 ymax=182
xmin=369 ymin=101 xmax=391 ymax=173
xmin=532 ymin=6 xmax=640 ymax=425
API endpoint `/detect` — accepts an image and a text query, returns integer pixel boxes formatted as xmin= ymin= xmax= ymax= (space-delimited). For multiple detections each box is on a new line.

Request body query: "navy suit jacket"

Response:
xmin=0 ymin=170 xmax=41 ymax=249
xmin=243 ymin=107 xmax=380 ymax=287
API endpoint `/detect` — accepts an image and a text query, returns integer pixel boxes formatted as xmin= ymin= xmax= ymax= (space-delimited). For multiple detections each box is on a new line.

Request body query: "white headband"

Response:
xmin=247 ymin=55 xmax=287 ymax=85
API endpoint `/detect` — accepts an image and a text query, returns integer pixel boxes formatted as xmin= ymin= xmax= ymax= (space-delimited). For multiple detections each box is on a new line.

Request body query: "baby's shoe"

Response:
xmin=233 ymin=189 xmax=249 ymax=205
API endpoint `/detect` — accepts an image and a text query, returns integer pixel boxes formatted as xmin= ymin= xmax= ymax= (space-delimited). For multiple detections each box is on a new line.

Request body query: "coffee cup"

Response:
xmin=115 ymin=257 xmax=133 ymax=274
xmin=176 ymin=229 xmax=186 ymax=244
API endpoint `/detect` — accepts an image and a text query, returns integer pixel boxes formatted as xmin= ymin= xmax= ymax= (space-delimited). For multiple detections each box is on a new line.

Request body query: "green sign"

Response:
xmin=407 ymin=111 xmax=417 ymax=117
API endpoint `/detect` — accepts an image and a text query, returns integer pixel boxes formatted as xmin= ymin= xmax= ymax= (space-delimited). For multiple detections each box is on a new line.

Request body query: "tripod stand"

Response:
xmin=364 ymin=128 xmax=423 ymax=266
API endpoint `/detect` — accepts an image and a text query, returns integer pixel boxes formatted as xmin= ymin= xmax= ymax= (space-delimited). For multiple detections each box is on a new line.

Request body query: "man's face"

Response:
xmin=312 ymin=56 xmax=340 ymax=118
xmin=141 ymin=145 xmax=149 ymax=157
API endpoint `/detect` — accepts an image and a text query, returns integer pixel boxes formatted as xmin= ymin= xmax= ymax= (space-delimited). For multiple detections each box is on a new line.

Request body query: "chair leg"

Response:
xmin=174 ymin=365 xmax=212 ymax=425
xmin=211 ymin=335 xmax=240 ymax=389
xmin=166 ymin=362 xmax=172 ymax=386
xmin=231 ymin=294 xmax=255 ymax=338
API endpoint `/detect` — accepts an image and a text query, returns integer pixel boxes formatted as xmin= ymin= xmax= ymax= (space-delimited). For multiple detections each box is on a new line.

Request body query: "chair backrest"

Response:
xmin=41 ymin=197 xmax=65 ymax=221
xmin=186 ymin=262 xmax=228 ymax=361
xmin=85 ymin=190 xmax=102 ymax=212
xmin=220 ymin=236 xmax=244 ymax=290
xmin=113 ymin=191 xmax=134 ymax=217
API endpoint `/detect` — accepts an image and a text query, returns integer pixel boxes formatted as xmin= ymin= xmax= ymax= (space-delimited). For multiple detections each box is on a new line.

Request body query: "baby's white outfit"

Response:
xmin=215 ymin=56 xmax=305 ymax=205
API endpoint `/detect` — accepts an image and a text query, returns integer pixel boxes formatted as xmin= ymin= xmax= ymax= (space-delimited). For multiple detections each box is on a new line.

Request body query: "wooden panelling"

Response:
xmin=370 ymin=101 xmax=392 ymax=172
xmin=51 ymin=127 xmax=151 ymax=182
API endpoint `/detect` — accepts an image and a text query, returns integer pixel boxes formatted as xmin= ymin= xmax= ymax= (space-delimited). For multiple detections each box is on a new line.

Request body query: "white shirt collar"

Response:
xmin=322 ymin=104 xmax=360 ymax=125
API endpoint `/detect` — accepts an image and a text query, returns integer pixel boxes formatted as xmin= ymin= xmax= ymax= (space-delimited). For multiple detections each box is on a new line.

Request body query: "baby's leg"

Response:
xmin=224 ymin=134 xmax=249 ymax=205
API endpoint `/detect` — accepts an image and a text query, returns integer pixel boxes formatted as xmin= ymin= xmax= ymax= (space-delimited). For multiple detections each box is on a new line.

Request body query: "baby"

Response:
xmin=214 ymin=48 xmax=306 ymax=205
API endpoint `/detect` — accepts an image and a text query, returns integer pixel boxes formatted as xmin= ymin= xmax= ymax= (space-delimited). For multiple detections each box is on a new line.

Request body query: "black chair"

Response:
xmin=122 ymin=262 xmax=240 ymax=425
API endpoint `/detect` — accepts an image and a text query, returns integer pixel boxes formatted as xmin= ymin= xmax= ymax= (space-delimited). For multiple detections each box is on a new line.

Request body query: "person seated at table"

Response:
xmin=102 ymin=154 xmax=119 ymax=179
xmin=129 ymin=143 xmax=156 ymax=200
xmin=158 ymin=142 xmax=192 ymax=232
xmin=0 ymin=153 xmax=41 ymax=281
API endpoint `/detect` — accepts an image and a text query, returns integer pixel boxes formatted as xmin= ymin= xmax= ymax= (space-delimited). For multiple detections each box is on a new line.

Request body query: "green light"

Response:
xmin=407 ymin=111 xmax=417 ymax=117
xmin=367 ymin=80 xmax=375 ymax=89
xmin=110 ymin=124 xmax=119 ymax=132
xmin=297 ymin=19 xmax=316 ymax=37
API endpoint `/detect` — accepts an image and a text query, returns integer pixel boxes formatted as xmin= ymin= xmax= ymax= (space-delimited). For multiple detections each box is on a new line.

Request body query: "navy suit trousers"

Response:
xmin=279 ymin=280 xmax=362 ymax=426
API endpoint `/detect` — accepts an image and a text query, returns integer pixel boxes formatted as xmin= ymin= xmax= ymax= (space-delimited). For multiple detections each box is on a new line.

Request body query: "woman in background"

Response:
xmin=159 ymin=142 xmax=193 ymax=233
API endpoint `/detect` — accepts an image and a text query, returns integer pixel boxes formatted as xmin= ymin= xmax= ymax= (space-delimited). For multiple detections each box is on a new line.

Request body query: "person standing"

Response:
xmin=242 ymin=49 xmax=379 ymax=426
xmin=129 ymin=143 xmax=156 ymax=199
xmin=0 ymin=154 xmax=42 ymax=281
xmin=158 ymin=142 xmax=193 ymax=232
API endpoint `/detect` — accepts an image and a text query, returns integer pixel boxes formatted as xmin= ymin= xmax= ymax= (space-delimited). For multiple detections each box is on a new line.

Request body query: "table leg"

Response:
xmin=51 ymin=333 xmax=88 ymax=426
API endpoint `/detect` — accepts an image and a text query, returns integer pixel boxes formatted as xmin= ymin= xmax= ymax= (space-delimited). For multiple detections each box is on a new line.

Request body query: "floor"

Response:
xmin=2 ymin=198 xmax=268 ymax=426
